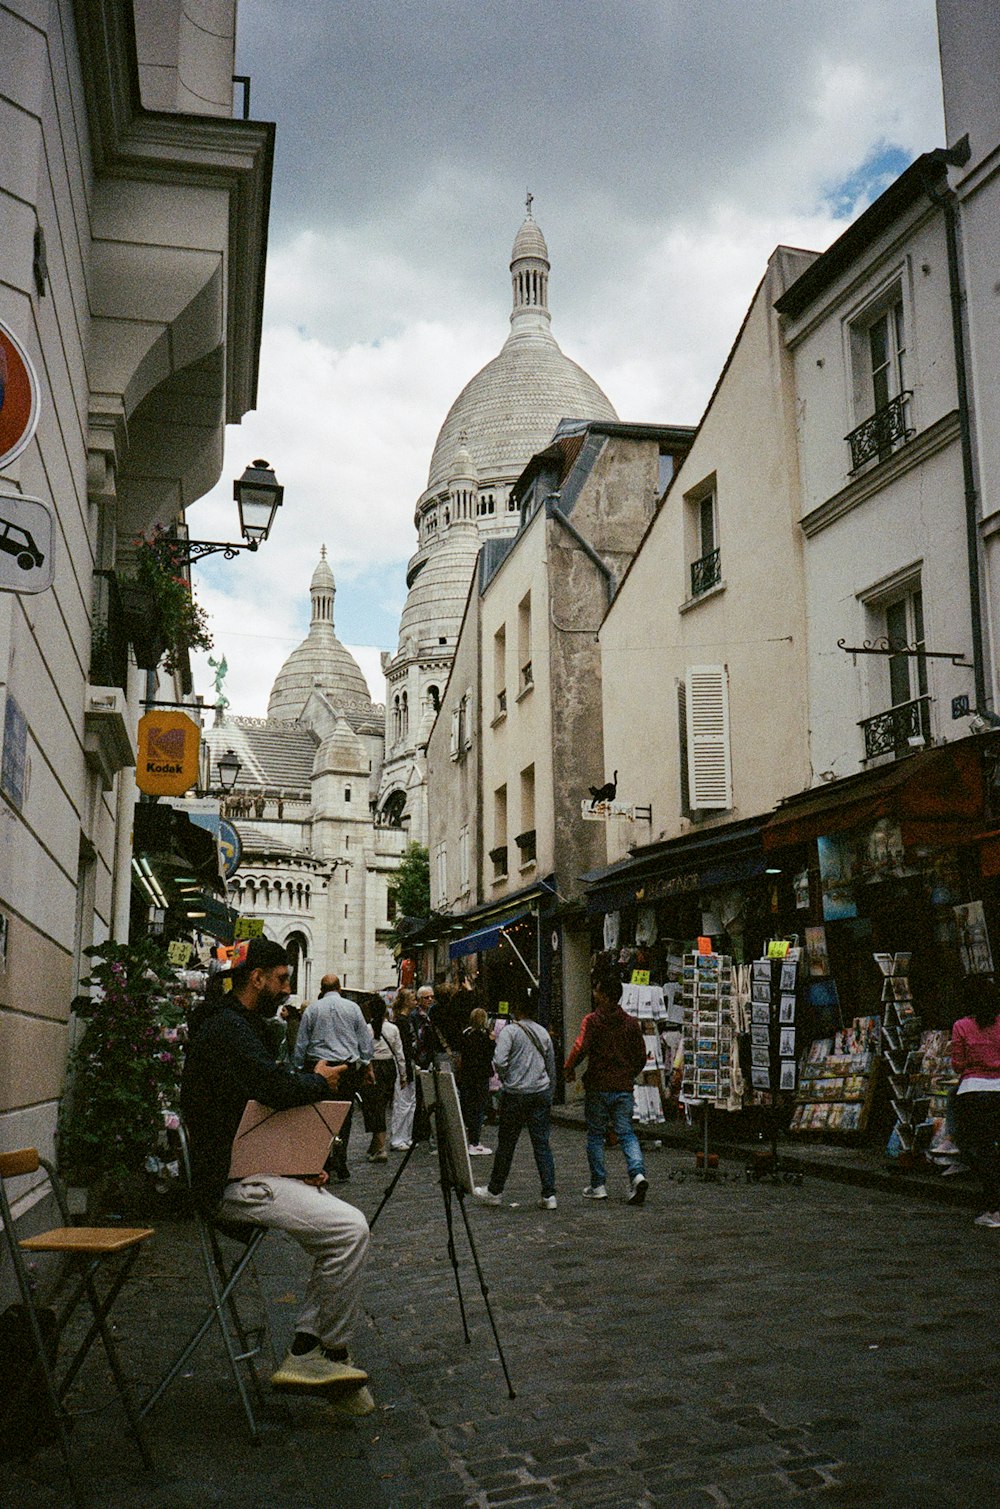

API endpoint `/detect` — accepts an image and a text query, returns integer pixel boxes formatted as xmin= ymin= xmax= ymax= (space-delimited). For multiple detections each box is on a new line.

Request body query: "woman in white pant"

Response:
xmin=388 ymin=990 xmax=417 ymax=1150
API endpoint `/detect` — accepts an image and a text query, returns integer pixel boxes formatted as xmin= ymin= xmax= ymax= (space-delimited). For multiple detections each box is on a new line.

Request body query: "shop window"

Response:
xmin=682 ymin=665 xmax=732 ymax=810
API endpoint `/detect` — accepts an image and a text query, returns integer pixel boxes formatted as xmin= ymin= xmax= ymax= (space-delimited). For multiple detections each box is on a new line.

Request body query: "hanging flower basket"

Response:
xmin=120 ymin=529 xmax=213 ymax=675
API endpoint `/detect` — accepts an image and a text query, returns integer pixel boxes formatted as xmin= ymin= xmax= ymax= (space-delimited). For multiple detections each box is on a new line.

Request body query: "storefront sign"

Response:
xmin=0 ymin=491 xmax=55 ymax=594
xmin=136 ymin=711 xmax=200 ymax=795
xmin=0 ymin=322 xmax=40 ymax=468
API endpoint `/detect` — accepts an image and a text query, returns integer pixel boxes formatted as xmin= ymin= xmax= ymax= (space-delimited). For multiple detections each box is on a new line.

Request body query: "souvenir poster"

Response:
xmin=779 ymin=995 xmax=796 ymax=1023
xmin=779 ymin=1027 xmax=796 ymax=1057
xmin=751 ymin=1067 xmax=771 ymax=1089
xmin=779 ymin=1061 xmax=797 ymax=1092
xmin=751 ymin=1025 xmax=770 ymax=1046
xmin=751 ymin=1003 xmax=770 ymax=1025
xmin=817 ymin=833 xmax=858 ymax=921
xmin=751 ymin=982 xmax=771 ymax=1004
xmin=751 ymin=1047 xmax=770 ymax=1068
xmin=808 ymin=917 xmax=826 ymax=977
xmin=779 ymin=961 xmax=798 ymax=993
xmin=752 ymin=960 xmax=772 ymax=983
xmin=794 ymin=868 xmax=810 ymax=910
xmin=954 ymin=900 xmax=994 ymax=975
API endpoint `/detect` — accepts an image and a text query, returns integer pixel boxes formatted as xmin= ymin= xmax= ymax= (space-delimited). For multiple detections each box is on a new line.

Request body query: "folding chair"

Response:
xmin=140 ymin=1121 xmax=275 ymax=1440
xmin=0 ymin=1147 xmax=154 ymax=1506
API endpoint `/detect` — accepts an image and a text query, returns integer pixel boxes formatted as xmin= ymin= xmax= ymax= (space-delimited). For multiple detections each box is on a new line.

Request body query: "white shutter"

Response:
xmin=450 ymin=707 xmax=460 ymax=758
xmin=463 ymin=689 xmax=474 ymax=748
xmin=685 ymin=665 xmax=732 ymax=809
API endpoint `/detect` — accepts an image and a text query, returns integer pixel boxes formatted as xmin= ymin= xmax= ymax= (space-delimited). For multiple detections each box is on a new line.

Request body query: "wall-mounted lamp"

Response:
xmin=163 ymin=461 xmax=284 ymax=564
xmin=216 ymin=749 xmax=242 ymax=792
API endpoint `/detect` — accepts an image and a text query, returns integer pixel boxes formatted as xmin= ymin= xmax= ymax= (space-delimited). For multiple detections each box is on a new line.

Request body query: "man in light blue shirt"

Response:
xmin=293 ymin=975 xmax=374 ymax=1180
xmin=474 ymin=1001 xmax=557 ymax=1210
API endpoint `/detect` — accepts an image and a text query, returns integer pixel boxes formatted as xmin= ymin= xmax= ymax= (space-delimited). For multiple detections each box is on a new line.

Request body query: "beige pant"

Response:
xmin=217 ymin=1175 xmax=369 ymax=1350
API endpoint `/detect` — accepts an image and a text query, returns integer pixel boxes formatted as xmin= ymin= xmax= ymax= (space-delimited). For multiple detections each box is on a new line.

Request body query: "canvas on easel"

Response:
xmin=417 ymin=1068 xmax=475 ymax=1195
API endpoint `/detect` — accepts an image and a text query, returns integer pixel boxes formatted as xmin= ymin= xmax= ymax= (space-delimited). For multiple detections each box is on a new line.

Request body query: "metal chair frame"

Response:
xmin=0 ymin=1147 xmax=154 ymax=1505
xmin=139 ymin=1122 xmax=276 ymax=1440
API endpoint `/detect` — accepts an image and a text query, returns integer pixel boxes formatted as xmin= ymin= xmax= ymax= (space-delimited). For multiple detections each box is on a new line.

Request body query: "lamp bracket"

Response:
xmin=837 ymin=637 xmax=973 ymax=669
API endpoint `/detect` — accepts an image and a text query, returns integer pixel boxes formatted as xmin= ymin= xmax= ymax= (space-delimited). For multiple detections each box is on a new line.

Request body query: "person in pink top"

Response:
xmin=951 ymin=975 xmax=1000 ymax=1227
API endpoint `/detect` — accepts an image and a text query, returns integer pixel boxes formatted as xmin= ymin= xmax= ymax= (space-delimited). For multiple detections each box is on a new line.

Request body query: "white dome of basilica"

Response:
xmin=424 ymin=206 xmax=617 ymax=495
xmin=268 ymin=547 xmax=374 ymax=722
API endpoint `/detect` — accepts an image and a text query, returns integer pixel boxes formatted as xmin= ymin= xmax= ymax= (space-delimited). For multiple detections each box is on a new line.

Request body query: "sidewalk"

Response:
xmin=551 ymin=1100 xmax=979 ymax=1208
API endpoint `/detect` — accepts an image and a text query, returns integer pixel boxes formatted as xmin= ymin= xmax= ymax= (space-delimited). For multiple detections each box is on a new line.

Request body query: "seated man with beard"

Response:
xmin=180 ymin=936 xmax=373 ymax=1413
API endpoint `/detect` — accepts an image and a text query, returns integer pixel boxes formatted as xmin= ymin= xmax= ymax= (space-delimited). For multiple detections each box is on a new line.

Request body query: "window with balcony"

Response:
xmin=492 ymin=784 xmax=507 ymax=880
xmin=518 ymin=591 xmax=533 ymax=697
xmin=493 ymin=624 xmax=507 ymax=721
xmin=860 ymin=584 xmax=931 ymax=760
xmin=686 ymin=479 xmax=721 ymax=599
xmin=847 ymin=289 xmax=913 ymax=472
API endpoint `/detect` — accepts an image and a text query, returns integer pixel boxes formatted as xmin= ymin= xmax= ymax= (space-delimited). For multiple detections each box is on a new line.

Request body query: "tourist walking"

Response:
xmin=951 ymin=974 xmax=1000 ymax=1227
xmin=564 ymin=961 xmax=649 ymax=1205
xmin=388 ymin=990 xmax=417 ymax=1150
xmin=458 ymin=1008 xmax=494 ymax=1154
xmin=293 ymin=974 xmax=374 ymax=1181
xmin=474 ymin=1001 xmax=557 ymax=1209
xmin=363 ymin=996 xmax=407 ymax=1161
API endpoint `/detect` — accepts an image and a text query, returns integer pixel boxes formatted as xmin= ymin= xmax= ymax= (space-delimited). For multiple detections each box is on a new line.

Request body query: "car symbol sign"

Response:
xmin=0 ymin=492 xmax=55 ymax=594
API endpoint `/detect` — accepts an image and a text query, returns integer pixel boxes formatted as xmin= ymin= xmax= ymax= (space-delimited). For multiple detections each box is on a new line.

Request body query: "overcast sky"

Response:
xmin=186 ymin=0 xmax=946 ymax=717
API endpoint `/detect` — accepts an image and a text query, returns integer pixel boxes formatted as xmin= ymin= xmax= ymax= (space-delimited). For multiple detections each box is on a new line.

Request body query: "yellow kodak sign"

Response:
xmin=136 ymin=711 xmax=200 ymax=796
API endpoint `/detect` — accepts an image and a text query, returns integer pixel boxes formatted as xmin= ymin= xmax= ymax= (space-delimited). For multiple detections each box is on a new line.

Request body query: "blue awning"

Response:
xmin=448 ymin=910 xmax=531 ymax=960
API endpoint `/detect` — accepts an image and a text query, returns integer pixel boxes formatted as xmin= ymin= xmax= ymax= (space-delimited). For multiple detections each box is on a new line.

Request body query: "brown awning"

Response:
xmin=763 ymin=740 xmax=986 ymax=851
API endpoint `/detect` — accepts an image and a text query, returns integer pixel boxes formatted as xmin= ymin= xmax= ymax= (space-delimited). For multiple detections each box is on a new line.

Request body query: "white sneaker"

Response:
xmin=468 ymin=1143 xmax=492 ymax=1155
xmin=973 ymin=1210 xmax=1000 ymax=1227
xmin=474 ymin=1186 xmax=502 ymax=1205
xmin=628 ymin=1174 xmax=649 ymax=1206
xmin=583 ymin=1184 xmax=608 ymax=1200
xmin=537 ymin=1195 xmax=557 ymax=1210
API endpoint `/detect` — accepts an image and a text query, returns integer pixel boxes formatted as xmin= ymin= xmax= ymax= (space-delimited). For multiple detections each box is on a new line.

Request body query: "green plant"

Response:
xmin=58 ymin=938 xmax=185 ymax=1190
xmin=130 ymin=527 xmax=213 ymax=675
xmin=389 ymin=841 xmax=431 ymax=940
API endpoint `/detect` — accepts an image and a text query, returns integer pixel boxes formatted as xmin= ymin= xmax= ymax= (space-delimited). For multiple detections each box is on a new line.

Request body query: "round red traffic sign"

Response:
xmin=0 ymin=322 xmax=40 ymax=469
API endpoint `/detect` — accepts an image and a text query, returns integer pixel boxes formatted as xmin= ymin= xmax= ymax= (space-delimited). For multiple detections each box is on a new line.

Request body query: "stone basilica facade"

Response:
xmin=377 ymin=204 xmax=618 ymax=844
xmin=207 ymin=205 xmax=616 ymax=992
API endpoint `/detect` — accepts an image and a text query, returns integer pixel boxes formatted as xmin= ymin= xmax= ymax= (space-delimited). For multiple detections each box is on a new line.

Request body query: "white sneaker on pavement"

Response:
xmin=537 ymin=1195 xmax=557 ymax=1210
xmin=973 ymin=1210 xmax=1000 ymax=1227
xmin=628 ymin=1174 xmax=649 ymax=1206
xmin=467 ymin=1143 xmax=492 ymax=1155
xmin=474 ymin=1186 xmax=502 ymax=1205
xmin=583 ymin=1184 xmax=608 ymax=1200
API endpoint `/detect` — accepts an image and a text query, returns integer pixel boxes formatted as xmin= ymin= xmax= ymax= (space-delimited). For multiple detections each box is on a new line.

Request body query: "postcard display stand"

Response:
xmin=748 ymin=955 xmax=801 ymax=1104
xmin=622 ymin=981 xmax=681 ymax=1124
xmin=680 ymin=952 xmax=737 ymax=1169
xmin=791 ymin=1018 xmax=880 ymax=1136
xmin=876 ymin=951 xmax=927 ymax=1156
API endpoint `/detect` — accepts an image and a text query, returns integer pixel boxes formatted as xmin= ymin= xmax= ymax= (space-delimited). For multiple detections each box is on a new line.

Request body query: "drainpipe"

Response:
xmin=921 ymin=138 xmax=989 ymax=714
xmin=544 ymin=494 xmax=615 ymax=607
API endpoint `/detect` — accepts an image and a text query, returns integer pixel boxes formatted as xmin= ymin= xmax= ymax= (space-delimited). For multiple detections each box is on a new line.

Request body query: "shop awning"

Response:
xmin=449 ymin=910 xmax=531 ymax=959
xmin=582 ymin=817 xmax=766 ymax=915
xmin=763 ymin=738 xmax=987 ymax=852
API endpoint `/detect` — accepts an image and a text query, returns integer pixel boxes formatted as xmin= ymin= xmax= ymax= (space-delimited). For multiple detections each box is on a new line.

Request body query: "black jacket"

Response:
xmin=180 ymin=999 xmax=328 ymax=1207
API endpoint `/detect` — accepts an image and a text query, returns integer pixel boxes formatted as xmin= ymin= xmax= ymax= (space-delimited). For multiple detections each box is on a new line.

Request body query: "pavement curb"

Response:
xmin=549 ymin=1105 xmax=979 ymax=1207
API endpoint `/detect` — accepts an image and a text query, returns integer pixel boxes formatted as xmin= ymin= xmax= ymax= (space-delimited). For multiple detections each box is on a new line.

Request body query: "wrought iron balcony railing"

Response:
xmin=846 ymin=391 xmax=913 ymax=473
xmin=860 ymin=694 xmax=931 ymax=761
xmin=690 ymin=546 xmax=721 ymax=598
xmin=89 ymin=570 xmax=130 ymax=692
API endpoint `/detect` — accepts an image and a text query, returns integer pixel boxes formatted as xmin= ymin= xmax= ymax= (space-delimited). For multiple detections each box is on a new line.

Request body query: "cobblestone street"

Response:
xmin=4 ymin=1124 xmax=997 ymax=1508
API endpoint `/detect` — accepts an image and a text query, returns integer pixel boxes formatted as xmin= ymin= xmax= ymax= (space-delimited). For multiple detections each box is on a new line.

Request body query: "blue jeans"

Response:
xmin=488 ymin=1090 xmax=556 ymax=1198
xmin=584 ymin=1090 xmax=645 ymax=1187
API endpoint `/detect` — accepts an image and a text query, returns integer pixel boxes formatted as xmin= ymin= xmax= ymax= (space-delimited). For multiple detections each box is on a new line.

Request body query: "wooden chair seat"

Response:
xmin=20 ymin=1226 xmax=154 ymax=1254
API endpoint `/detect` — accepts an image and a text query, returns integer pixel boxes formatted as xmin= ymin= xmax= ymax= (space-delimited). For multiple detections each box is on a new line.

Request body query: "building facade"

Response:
xmin=0 ymin=0 xmax=270 ymax=1224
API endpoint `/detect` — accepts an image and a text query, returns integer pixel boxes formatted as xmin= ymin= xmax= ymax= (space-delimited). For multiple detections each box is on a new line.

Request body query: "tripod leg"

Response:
xmin=453 ymin=1191 xmax=516 ymax=1399
xmin=368 ymin=1139 xmax=418 ymax=1230
xmin=440 ymin=1179 xmax=472 ymax=1344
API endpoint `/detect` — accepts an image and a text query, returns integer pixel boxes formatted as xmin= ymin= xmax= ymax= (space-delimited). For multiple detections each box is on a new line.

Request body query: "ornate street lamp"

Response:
xmin=162 ymin=460 xmax=284 ymax=564
xmin=216 ymin=749 xmax=242 ymax=792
